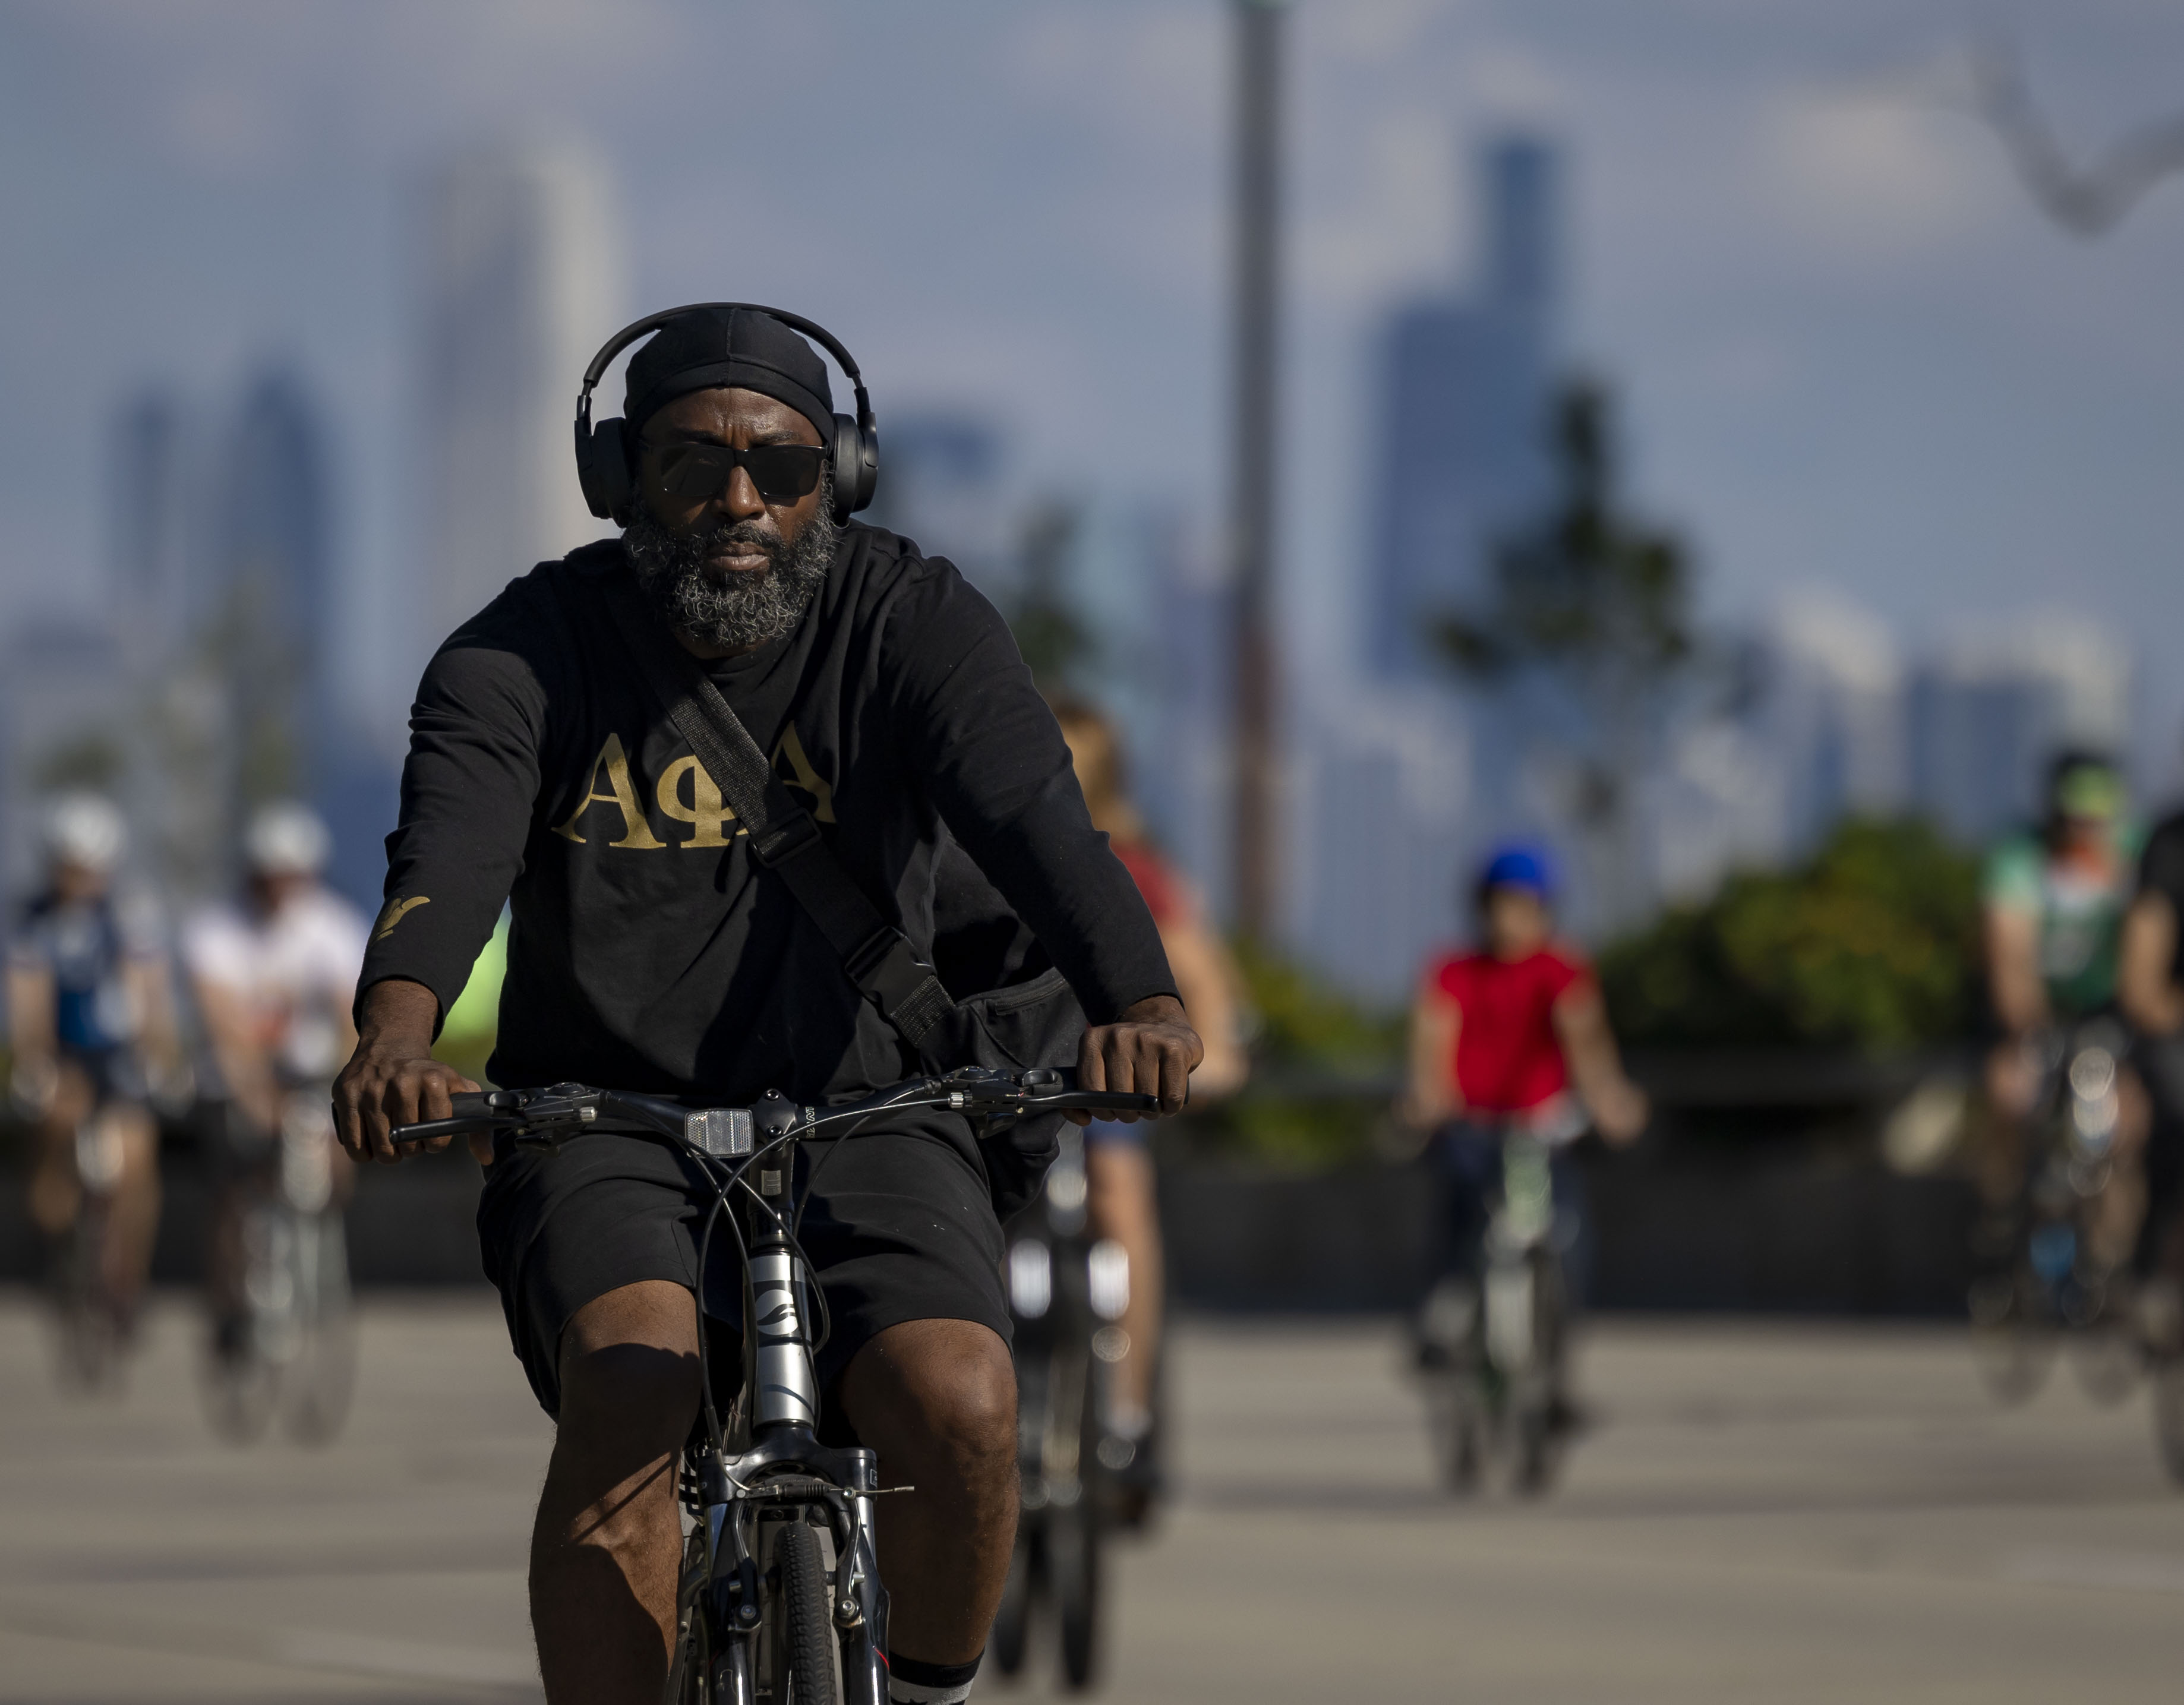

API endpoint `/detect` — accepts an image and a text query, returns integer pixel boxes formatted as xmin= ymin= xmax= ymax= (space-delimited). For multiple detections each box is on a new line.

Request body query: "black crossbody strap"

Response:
xmin=588 ymin=570 xmax=955 ymax=1049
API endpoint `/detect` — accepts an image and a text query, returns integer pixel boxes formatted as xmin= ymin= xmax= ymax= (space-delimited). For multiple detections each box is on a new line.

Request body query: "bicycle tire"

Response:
xmin=1052 ymin=1500 xmax=1101 ymax=1691
xmin=775 ymin=1520 xmax=837 ymax=1705
xmin=53 ymin=1210 xmax=119 ymax=1395
xmin=1424 ymin=1371 xmax=1482 ymax=1494
xmin=1514 ymin=1251 xmax=1568 ymax=1498
xmin=1056 ymin=1321 xmax=1106 ymax=1692
xmin=285 ymin=1215 xmax=358 ymax=1446
xmin=1968 ymin=1270 xmax=2056 ymax=1405
xmin=2069 ymin=1321 xmax=2142 ymax=1407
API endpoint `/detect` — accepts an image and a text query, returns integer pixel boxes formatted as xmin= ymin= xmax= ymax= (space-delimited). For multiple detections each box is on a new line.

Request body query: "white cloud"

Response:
xmin=1760 ymin=89 xmax=1999 ymax=263
xmin=1463 ymin=42 xmax=1568 ymax=128
xmin=1293 ymin=105 xmax=1460 ymax=305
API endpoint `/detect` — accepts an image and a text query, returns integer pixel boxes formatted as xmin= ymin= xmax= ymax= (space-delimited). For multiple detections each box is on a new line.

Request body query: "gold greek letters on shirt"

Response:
xmin=556 ymin=726 xmax=834 ymax=851
xmin=775 ymin=725 xmax=837 ymax=823
xmin=552 ymin=732 xmax=667 ymax=848
xmin=657 ymin=756 xmax=741 ymax=847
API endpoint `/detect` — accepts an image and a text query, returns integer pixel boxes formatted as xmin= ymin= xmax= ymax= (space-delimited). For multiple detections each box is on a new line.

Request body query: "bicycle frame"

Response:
xmin=684 ymin=1157 xmax=891 ymax=1705
xmin=393 ymin=1066 xmax=1158 ymax=1705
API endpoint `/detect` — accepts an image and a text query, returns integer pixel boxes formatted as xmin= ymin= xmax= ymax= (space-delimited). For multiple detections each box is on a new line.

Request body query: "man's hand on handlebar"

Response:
xmin=334 ymin=978 xmax=484 ymax=1165
xmin=1073 ymin=993 xmax=1201 ymax=1125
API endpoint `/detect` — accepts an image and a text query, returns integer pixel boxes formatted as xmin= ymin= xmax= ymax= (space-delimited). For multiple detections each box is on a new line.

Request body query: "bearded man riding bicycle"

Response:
xmin=333 ymin=305 xmax=1199 ymax=1705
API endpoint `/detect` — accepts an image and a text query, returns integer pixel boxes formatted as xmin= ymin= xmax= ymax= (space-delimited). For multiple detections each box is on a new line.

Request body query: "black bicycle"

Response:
xmin=393 ymin=1065 xmax=1156 ymax=1705
xmin=989 ymin=1121 xmax=1141 ymax=1691
xmin=202 ymin=1084 xmax=356 ymax=1445
xmin=1970 ymin=1020 xmax=2141 ymax=1407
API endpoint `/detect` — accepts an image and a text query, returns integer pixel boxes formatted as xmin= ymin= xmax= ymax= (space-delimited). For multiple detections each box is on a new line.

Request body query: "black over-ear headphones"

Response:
xmin=573 ymin=302 xmax=880 ymax=527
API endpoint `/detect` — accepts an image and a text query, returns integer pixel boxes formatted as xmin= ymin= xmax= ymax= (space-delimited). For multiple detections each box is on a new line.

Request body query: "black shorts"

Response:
xmin=475 ymin=1110 xmax=1012 ymax=1420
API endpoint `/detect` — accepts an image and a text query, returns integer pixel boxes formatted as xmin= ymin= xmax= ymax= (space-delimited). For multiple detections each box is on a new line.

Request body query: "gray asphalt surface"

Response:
xmin=1 ymin=1292 xmax=2179 ymax=1703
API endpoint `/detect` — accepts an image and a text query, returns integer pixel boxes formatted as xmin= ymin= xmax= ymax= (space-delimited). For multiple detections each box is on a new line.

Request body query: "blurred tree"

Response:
xmin=1599 ymin=817 xmax=1982 ymax=1052
xmin=1231 ymin=937 xmax=1403 ymax=1074
xmin=33 ymin=732 xmax=127 ymax=793
xmin=1165 ymin=940 xmax=1403 ymax=1172
xmin=1432 ymin=377 xmax=1695 ymax=926
xmin=1007 ymin=500 xmax=1094 ymax=693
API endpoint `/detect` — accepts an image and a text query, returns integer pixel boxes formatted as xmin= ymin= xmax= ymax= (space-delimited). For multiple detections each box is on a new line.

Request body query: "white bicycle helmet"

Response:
xmin=42 ymin=792 xmax=127 ymax=874
xmin=243 ymin=801 xmax=332 ymax=877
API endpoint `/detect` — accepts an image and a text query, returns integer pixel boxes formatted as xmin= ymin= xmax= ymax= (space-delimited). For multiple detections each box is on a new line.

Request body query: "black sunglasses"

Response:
xmin=646 ymin=440 xmax=829 ymax=506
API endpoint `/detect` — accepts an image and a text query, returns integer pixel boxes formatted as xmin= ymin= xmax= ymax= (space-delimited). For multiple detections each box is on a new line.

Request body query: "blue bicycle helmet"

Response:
xmin=1475 ymin=842 xmax=1556 ymax=905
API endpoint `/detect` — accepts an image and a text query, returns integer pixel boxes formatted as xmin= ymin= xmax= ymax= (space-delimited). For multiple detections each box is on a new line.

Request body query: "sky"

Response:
xmin=2 ymin=0 xmax=2182 ymax=766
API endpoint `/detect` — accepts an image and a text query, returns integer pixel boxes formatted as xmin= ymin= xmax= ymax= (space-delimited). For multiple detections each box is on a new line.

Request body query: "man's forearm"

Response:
xmin=336 ymin=978 xmax=476 ymax=1164
xmin=356 ymin=977 xmax=443 ymax=1053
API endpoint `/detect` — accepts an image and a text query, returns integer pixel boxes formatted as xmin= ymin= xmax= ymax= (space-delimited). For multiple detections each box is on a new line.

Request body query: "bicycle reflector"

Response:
xmin=686 ymin=1107 xmax=755 ymax=1157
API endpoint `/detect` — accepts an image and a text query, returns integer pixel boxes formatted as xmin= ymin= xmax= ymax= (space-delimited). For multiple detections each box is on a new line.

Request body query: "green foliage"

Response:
xmin=1231 ymin=938 xmax=1405 ymax=1073
xmin=33 ymin=732 xmax=127 ymax=792
xmin=1205 ymin=1090 xmax=1390 ymax=1173
xmin=1171 ymin=942 xmax=1405 ymax=1172
xmin=1600 ymin=817 xmax=1982 ymax=1051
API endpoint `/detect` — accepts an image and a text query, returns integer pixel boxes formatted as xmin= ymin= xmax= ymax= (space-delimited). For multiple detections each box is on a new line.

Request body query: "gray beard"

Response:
xmin=623 ymin=486 xmax=837 ymax=652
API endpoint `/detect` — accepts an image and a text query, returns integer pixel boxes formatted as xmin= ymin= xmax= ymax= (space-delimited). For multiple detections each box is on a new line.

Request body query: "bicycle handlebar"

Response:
xmin=387 ymin=1066 xmax=1167 ymax=1155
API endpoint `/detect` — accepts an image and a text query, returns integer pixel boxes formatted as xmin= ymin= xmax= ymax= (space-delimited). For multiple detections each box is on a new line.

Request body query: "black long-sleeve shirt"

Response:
xmin=361 ymin=529 xmax=1175 ymax=1103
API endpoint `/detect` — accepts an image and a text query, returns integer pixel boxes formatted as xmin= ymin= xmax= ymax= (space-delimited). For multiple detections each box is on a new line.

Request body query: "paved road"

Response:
xmin=2 ymin=1292 xmax=2180 ymax=1703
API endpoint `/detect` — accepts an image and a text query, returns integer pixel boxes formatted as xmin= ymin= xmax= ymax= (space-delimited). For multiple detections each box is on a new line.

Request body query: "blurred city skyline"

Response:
xmin=1 ymin=0 xmax=2182 ymax=958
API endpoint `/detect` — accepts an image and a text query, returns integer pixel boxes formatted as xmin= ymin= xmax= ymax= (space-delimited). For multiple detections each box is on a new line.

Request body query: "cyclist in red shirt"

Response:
xmin=1403 ymin=845 xmax=1646 ymax=1292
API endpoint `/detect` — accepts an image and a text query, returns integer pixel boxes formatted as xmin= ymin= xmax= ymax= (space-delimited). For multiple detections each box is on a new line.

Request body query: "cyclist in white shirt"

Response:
xmin=182 ymin=803 xmax=369 ymax=1355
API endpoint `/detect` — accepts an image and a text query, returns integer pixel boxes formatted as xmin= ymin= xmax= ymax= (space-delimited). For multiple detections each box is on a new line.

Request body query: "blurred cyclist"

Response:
xmin=8 ymin=793 xmax=179 ymax=1341
xmin=2118 ymin=766 xmax=2184 ymax=1340
xmin=1981 ymin=752 xmax=2148 ymax=1287
xmin=1050 ymin=698 xmax=1247 ymax=1501
xmin=1402 ymin=845 xmax=1646 ymax=1310
xmin=182 ymin=802 xmax=369 ymax=1357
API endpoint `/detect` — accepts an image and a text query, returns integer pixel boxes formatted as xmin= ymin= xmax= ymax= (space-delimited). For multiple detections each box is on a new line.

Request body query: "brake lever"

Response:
xmin=390 ymin=1085 xmax=605 ymax=1152
xmin=935 ymin=1066 xmax=1166 ymax=1121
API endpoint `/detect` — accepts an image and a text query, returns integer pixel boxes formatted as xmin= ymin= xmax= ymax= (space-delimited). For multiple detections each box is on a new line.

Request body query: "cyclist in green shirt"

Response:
xmin=1981 ymin=752 xmax=2150 ymax=1277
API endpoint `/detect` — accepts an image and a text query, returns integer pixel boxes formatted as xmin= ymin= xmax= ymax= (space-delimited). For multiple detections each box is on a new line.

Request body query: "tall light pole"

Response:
xmin=1229 ymin=0 xmax=1284 ymax=942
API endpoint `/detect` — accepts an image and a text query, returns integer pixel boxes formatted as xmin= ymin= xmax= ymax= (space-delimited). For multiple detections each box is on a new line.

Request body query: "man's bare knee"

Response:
xmin=554 ymin=1281 xmax=702 ymax=1465
xmin=844 ymin=1319 xmax=1017 ymax=1480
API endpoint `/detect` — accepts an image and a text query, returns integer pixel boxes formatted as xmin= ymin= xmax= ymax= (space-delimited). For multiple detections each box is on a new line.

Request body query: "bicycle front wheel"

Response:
xmin=1513 ymin=1250 xmax=1569 ymax=1497
xmin=284 ymin=1213 xmax=357 ymax=1445
xmin=774 ymin=1520 xmax=837 ymax=1705
xmin=1969 ymin=1266 xmax=2056 ymax=1405
xmin=1051 ymin=1498 xmax=1102 ymax=1691
xmin=52 ymin=1209 xmax=121 ymax=1395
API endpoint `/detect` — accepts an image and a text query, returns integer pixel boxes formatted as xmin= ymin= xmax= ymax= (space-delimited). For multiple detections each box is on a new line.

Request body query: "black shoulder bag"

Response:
xmin=579 ymin=567 xmax=1084 ymax=1211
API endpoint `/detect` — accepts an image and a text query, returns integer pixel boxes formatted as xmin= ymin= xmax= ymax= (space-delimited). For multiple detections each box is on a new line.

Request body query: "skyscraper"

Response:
xmin=1290 ymin=132 xmax=1561 ymax=992
xmin=420 ymin=143 xmax=622 ymax=643
xmin=109 ymin=389 xmax=192 ymax=633
xmin=1909 ymin=619 xmax=2132 ymax=844
xmin=1367 ymin=134 xmax=1561 ymax=677
xmin=212 ymin=365 xmax=334 ymax=797
xmin=1295 ymin=683 xmax=1471 ymax=999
